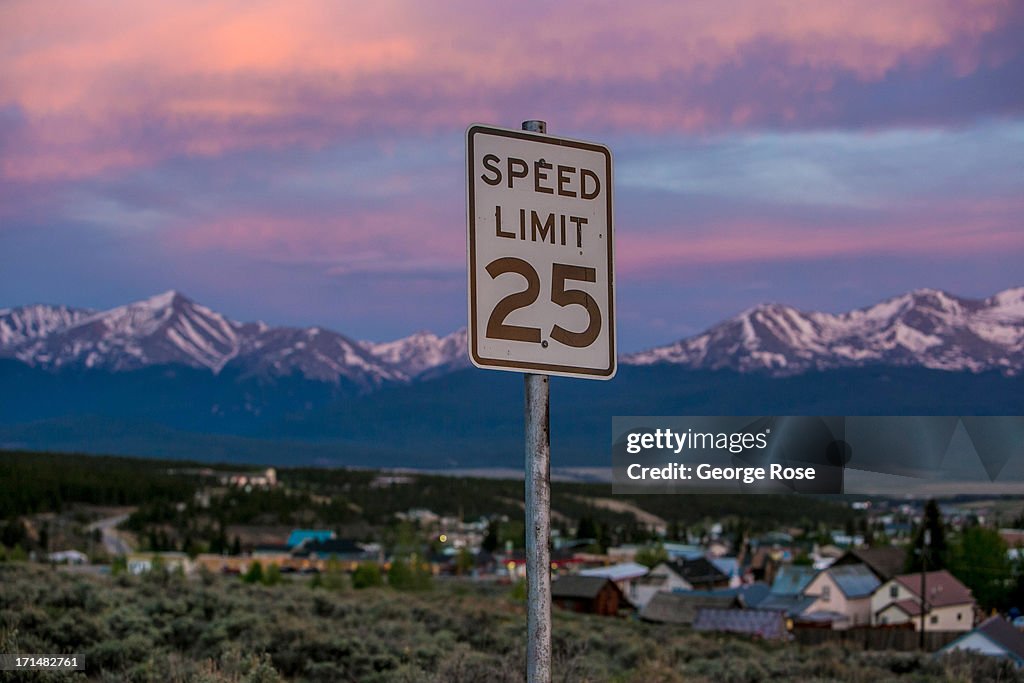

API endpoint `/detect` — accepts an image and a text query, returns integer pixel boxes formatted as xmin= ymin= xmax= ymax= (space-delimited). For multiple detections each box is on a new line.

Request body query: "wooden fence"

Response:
xmin=793 ymin=625 xmax=962 ymax=652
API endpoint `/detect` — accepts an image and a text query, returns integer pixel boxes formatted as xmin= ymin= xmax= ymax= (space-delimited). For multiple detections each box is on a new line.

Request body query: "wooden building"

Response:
xmin=551 ymin=576 xmax=624 ymax=616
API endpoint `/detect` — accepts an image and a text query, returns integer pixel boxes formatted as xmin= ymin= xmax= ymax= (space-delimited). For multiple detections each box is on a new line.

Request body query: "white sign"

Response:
xmin=467 ymin=124 xmax=615 ymax=379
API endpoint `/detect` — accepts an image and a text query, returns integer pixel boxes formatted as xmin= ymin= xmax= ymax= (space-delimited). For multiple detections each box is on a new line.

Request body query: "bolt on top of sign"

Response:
xmin=467 ymin=124 xmax=615 ymax=379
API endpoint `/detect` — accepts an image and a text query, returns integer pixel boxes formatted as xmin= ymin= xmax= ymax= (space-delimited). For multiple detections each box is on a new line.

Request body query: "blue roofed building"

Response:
xmin=287 ymin=529 xmax=335 ymax=548
xmin=802 ymin=563 xmax=881 ymax=629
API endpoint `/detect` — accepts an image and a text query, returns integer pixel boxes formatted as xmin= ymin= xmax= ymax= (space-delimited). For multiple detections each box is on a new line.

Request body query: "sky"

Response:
xmin=1 ymin=1 xmax=1022 ymax=352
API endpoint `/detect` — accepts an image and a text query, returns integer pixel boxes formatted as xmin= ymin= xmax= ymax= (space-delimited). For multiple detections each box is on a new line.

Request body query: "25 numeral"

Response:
xmin=485 ymin=258 xmax=602 ymax=348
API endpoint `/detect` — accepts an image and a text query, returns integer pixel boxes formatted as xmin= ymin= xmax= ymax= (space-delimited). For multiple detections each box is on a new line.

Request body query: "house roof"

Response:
xmin=770 ymin=565 xmax=816 ymax=596
xmin=551 ymin=575 xmax=618 ymax=600
xmin=826 ymin=564 xmax=881 ymax=599
xmin=638 ymin=591 xmax=738 ymax=625
xmin=834 ymin=547 xmax=907 ymax=581
xmin=287 ymin=529 xmax=334 ymax=548
xmin=710 ymin=557 xmax=739 ymax=577
xmin=758 ymin=593 xmax=818 ymax=617
xmin=878 ymin=598 xmax=925 ymax=617
xmin=578 ymin=562 xmax=649 ymax=582
xmin=892 ymin=570 xmax=974 ymax=607
xmin=972 ymin=617 xmax=1024 ymax=662
xmin=693 ymin=608 xmax=790 ymax=640
xmin=941 ymin=616 xmax=1024 ymax=664
xmin=680 ymin=583 xmax=772 ymax=609
xmin=667 ymin=557 xmax=729 ymax=586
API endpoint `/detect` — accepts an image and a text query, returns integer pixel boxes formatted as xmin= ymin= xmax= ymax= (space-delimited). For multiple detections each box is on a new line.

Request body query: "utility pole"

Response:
xmin=919 ymin=528 xmax=930 ymax=650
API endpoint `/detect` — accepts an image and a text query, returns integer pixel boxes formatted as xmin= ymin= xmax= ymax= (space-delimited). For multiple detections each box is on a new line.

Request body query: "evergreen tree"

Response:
xmin=481 ymin=521 xmax=499 ymax=553
xmin=575 ymin=516 xmax=597 ymax=541
xmin=907 ymin=499 xmax=948 ymax=571
xmin=949 ymin=527 xmax=1011 ymax=611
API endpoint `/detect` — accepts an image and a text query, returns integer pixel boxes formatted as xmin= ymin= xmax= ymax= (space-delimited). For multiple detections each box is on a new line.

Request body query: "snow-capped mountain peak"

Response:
xmin=3 ymin=287 xmax=1020 ymax=385
xmin=624 ymin=287 xmax=1024 ymax=375
xmin=361 ymin=327 xmax=469 ymax=379
xmin=0 ymin=292 xmax=466 ymax=388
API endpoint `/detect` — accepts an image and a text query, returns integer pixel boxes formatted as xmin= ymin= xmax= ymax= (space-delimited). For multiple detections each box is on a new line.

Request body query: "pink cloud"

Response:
xmin=616 ymin=206 xmax=1024 ymax=275
xmin=1 ymin=0 xmax=1019 ymax=181
xmin=168 ymin=203 xmax=464 ymax=275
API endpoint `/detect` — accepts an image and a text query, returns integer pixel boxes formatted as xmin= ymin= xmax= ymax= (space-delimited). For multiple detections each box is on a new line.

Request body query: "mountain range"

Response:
xmin=1 ymin=287 xmax=1021 ymax=467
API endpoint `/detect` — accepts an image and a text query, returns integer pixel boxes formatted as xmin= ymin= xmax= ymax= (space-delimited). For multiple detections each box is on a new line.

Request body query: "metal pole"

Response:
xmin=920 ymin=528 xmax=929 ymax=650
xmin=522 ymin=118 xmax=551 ymax=683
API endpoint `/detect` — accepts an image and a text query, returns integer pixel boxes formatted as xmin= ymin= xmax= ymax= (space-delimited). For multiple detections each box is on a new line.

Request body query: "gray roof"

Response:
xmin=834 ymin=547 xmax=907 ymax=581
xmin=828 ymin=563 xmax=881 ymax=599
xmin=693 ymin=608 xmax=791 ymax=640
xmin=551 ymin=575 xmax=616 ymax=600
xmin=638 ymin=591 xmax=738 ymax=625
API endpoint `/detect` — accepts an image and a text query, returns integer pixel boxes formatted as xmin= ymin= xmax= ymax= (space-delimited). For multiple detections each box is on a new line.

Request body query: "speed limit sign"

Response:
xmin=467 ymin=124 xmax=615 ymax=379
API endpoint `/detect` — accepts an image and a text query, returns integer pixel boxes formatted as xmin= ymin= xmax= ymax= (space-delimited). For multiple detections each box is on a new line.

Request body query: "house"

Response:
xmin=693 ymin=608 xmax=791 ymax=640
xmin=631 ymin=563 xmax=692 ymax=608
xmin=803 ymin=563 xmax=881 ymax=629
xmin=709 ymin=556 xmax=742 ymax=587
xmin=633 ymin=558 xmax=730 ymax=608
xmin=669 ymin=557 xmax=731 ymax=590
xmin=292 ymin=538 xmax=376 ymax=570
xmin=939 ymin=616 xmax=1024 ymax=667
xmin=745 ymin=546 xmax=788 ymax=584
xmin=638 ymin=591 xmax=739 ymax=626
xmin=871 ymin=570 xmax=975 ymax=632
xmin=551 ymin=576 xmax=624 ymax=616
xmin=759 ymin=564 xmax=818 ymax=616
xmin=832 ymin=546 xmax=907 ymax=582
xmin=48 ymin=549 xmax=88 ymax=565
xmin=126 ymin=552 xmax=192 ymax=575
xmin=998 ymin=529 xmax=1024 ymax=548
xmin=578 ymin=562 xmax=649 ymax=603
xmin=220 ymin=468 xmax=277 ymax=489
xmin=662 ymin=543 xmax=705 ymax=561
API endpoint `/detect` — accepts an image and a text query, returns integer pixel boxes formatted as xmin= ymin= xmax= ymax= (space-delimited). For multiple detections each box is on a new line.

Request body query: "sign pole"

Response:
xmin=522 ymin=118 xmax=552 ymax=683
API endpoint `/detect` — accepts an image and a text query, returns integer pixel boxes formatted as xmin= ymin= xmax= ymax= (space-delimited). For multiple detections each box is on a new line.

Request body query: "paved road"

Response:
xmin=86 ymin=513 xmax=133 ymax=556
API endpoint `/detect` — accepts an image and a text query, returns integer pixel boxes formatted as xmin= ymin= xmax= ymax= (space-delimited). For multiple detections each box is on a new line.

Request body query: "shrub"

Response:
xmin=387 ymin=556 xmax=432 ymax=591
xmin=242 ymin=562 xmax=264 ymax=584
xmin=352 ymin=561 xmax=383 ymax=589
xmin=262 ymin=563 xmax=282 ymax=587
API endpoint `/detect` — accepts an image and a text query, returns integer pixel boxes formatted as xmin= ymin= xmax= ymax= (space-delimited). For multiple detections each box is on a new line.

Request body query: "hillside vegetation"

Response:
xmin=2 ymin=564 xmax=1019 ymax=683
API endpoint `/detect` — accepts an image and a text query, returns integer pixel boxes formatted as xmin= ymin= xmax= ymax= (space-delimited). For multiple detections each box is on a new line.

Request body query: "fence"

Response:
xmin=792 ymin=625 xmax=962 ymax=652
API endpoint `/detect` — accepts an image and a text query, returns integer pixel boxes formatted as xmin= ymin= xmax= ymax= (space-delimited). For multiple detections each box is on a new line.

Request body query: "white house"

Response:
xmin=939 ymin=616 xmax=1024 ymax=667
xmin=578 ymin=562 xmax=649 ymax=604
xmin=871 ymin=570 xmax=975 ymax=632
xmin=48 ymin=549 xmax=88 ymax=565
xmin=631 ymin=562 xmax=693 ymax=608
